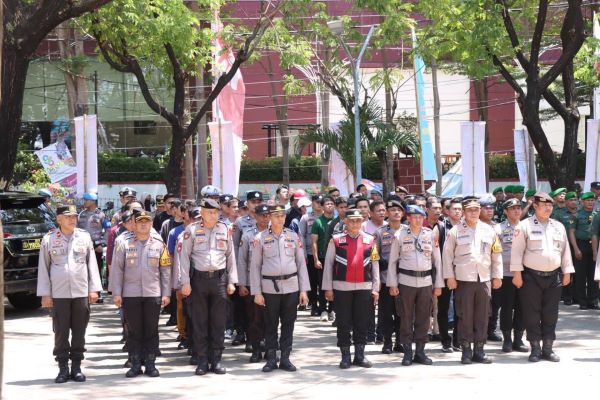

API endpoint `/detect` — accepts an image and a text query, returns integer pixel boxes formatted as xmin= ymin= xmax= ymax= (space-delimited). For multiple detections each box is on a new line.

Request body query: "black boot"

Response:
xmin=189 ymin=353 xmax=200 ymax=366
xmin=393 ymin=340 xmax=404 ymax=353
xmin=512 ymin=331 xmax=529 ymax=352
xmin=249 ymin=344 xmax=262 ymax=363
xmin=210 ymin=350 xmax=227 ymax=374
xmin=262 ymin=349 xmax=278 ymax=373
xmin=123 ymin=358 xmax=132 ymax=368
xmin=541 ymin=339 xmax=560 ymax=362
xmin=352 ymin=344 xmax=372 ymax=368
xmin=70 ymin=358 xmax=86 ymax=382
xmin=232 ymin=331 xmax=246 ymax=346
xmin=413 ymin=343 xmax=432 ymax=365
xmin=487 ymin=330 xmax=502 ymax=342
xmin=529 ymin=341 xmax=542 ymax=362
xmin=381 ymin=337 xmax=393 ymax=354
xmin=125 ymin=355 xmax=143 ymax=378
xmin=339 ymin=347 xmax=352 ymax=369
xmin=279 ymin=348 xmax=296 ymax=372
xmin=501 ymin=331 xmax=513 ymax=353
xmin=401 ymin=343 xmax=413 ymax=366
xmin=55 ymin=359 xmax=70 ymax=384
xmin=195 ymin=356 xmax=209 ymax=376
xmin=144 ymin=353 xmax=160 ymax=377
xmin=460 ymin=342 xmax=473 ymax=365
xmin=244 ymin=343 xmax=253 ymax=353
xmin=472 ymin=342 xmax=492 ymax=364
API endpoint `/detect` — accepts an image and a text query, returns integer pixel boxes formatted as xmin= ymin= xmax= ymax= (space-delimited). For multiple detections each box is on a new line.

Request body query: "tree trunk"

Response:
xmin=165 ymin=126 xmax=186 ymax=196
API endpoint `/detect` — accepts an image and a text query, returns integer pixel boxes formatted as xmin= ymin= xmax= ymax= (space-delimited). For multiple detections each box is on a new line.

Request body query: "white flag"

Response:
xmin=585 ymin=119 xmax=600 ymax=191
xmin=74 ymin=115 xmax=98 ymax=196
xmin=460 ymin=121 xmax=487 ymax=195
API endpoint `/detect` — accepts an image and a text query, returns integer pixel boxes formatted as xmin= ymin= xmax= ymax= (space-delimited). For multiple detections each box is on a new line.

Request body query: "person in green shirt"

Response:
xmin=561 ymin=192 xmax=579 ymax=229
xmin=521 ymin=188 xmax=537 ymax=220
xmin=550 ymin=188 xmax=567 ymax=220
xmin=492 ymin=187 xmax=505 ymax=223
xmin=311 ymin=195 xmax=335 ymax=321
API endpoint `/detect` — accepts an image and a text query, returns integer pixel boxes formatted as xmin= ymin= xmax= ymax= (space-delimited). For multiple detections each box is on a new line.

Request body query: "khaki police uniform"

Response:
xmin=77 ymin=208 xmax=107 ymax=286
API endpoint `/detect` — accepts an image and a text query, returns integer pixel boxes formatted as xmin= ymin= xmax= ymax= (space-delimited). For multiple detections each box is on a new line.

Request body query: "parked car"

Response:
xmin=2 ymin=191 xmax=55 ymax=310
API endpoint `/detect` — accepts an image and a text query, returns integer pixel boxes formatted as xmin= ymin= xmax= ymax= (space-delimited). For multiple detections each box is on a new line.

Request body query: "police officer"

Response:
xmin=237 ymin=204 xmax=269 ymax=362
xmin=298 ymin=194 xmax=323 ymax=316
xmin=495 ymin=198 xmax=528 ymax=353
xmin=568 ymin=192 xmax=598 ymax=309
xmin=250 ymin=205 xmax=310 ymax=373
xmin=179 ymin=198 xmax=238 ymax=376
xmin=443 ymin=198 xmax=503 ymax=365
xmin=37 ymin=205 xmax=102 ymax=383
xmin=322 ymin=208 xmax=380 ymax=369
xmin=373 ymin=197 xmax=404 ymax=354
xmin=38 ymin=188 xmax=56 ymax=219
xmin=111 ymin=210 xmax=172 ymax=378
xmin=511 ymin=192 xmax=574 ymax=362
xmin=78 ymin=192 xmax=108 ymax=302
xmin=492 ymin=187 xmax=505 ymax=223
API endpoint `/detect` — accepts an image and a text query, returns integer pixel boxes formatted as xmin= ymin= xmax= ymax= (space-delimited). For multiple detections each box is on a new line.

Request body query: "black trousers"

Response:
xmin=455 ymin=281 xmax=491 ymax=343
xmin=520 ymin=268 xmax=562 ymax=342
xmin=95 ymin=251 xmax=104 ymax=290
xmin=488 ymin=288 xmax=501 ymax=334
xmin=190 ymin=271 xmax=228 ymax=357
xmin=311 ymin=258 xmax=332 ymax=313
xmin=437 ymin=287 xmax=459 ymax=347
xmin=232 ymin=289 xmax=248 ymax=334
xmin=499 ymin=276 xmax=523 ymax=332
xmin=378 ymin=284 xmax=398 ymax=339
xmin=122 ymin=296 xmax=161 ymax=357
xmin=562 ymin=244 xmax=576 ymax=302
xmin=398 ymin=285 xmax=432 ymax=344
xmin=263 ymin=292 xmax=298 ymax=351
xmin=334 ymin=290 xmax=371 ymax=347
xmin=52 ymin=297 xmax=90 ymax=361
xmin=244 ymin=295 xmax=265 ymax=345
xmin=575 ymin=240 xmax=598 ymax=306
xmin=184 ymin=295 xmax=194 ymax=351
xmin=307 ymin=256 xmax=319 ymax=308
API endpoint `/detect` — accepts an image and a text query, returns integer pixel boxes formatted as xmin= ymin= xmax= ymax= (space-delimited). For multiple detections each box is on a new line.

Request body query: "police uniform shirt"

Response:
xmin=110 ymin=231 xmax=172 ymax=297
xmin=171 ymin=234 xmax=184 ymax=290
xmin=510 ymin=216 xmax=574 ymax=274
xmin=249 ymin=228 xmax=310 ymax=295
xmin=219 ymin=214 xmax=233 ymax=227
xmin=373 ymin=224 xmax=400 ymax=285
xmin=442 ymin=220 xmax=503 ymax=282
xmin=233 ymin=215 xmax=257 ymax=259
xmin=322 ymin=231 xmax=380 ymax=292
xmin=77 ymin=208 xmax=106 ymax=244
xmin=494 ymin=220 xmax=518 ymax=277
xmin=594 ymin=197 xmax=600 ymax=213
xmin=37 ymin=228 xmax=103 ymax=298
xmin=237 ymin=227 xmax=260 ymax=287
xmin=362 ymin=219 xmax=387 ymax=236
xmin=178 ymin=220 xmax=238 ymax=286
xmin=298 ymin=211 xmax=319 ymax=256
xmin=386 ymin=226 xmax=443 ymax=289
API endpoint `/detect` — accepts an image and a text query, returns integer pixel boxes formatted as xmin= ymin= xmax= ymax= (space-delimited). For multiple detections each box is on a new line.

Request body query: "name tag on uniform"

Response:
xmin=52 ymin=241 xmax=62 ymax=248
xmin=216 ymin=240 xmax=227 ymax=250
xmin=284 ymin=242 xmax=294 ymax=248
xmin=196 ymin=237 xmax=206 ymax=243
xmin=457 ymin=235 xmax=472 ymax=245
xmin=382 ymin=239 xmax=392 ymax=246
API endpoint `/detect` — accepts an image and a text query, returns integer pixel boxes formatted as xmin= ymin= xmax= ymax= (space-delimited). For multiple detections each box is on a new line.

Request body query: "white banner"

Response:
xmin=35 ymin=142 xmax=77 ymax=183
xmin=74 ymin=115 xmax=98 ymax=196
xmin=514 ymin=127 xmax=537 ymax=190
xmin=460 ymin=121 xmax=487 ymax=195
xmin=585 ymin=119 xmax=600 ymax=191
xmin=328 ymin=149 xmax=354 ymax=196
xmin=209 ymin=121 xmax=242 ymax=196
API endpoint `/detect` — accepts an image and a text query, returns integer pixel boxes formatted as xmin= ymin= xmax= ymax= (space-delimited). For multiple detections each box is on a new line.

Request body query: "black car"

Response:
xmin=2 ymin=191 xmax=56 ymax=309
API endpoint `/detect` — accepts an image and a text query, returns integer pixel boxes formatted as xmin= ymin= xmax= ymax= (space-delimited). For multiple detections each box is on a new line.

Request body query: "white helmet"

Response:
xmin=200 ymin=185 xmax=221 ymax=197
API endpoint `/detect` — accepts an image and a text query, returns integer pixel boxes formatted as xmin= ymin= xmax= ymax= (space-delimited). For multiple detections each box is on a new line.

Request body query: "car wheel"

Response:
xmin=7 ymin=293 xmax=42 ymax=310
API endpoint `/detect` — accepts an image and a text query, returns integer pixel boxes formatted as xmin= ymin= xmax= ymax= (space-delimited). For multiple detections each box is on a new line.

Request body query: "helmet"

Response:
xmin=83 ymin=192 xmax=98 ymax=201
xmin=38 ymin=188 xmax=52 ymax=198
xmin=200 ymin=185 xmax=221 ymax=197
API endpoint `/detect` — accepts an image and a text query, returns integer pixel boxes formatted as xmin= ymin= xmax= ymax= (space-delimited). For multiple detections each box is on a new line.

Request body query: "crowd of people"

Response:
xmin=35 ymin=181 xmax=600 ymax=383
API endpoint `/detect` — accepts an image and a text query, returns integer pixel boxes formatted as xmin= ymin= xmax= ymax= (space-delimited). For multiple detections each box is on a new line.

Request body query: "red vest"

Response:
xmin=333 ymin=233 xmax=373 ymax=283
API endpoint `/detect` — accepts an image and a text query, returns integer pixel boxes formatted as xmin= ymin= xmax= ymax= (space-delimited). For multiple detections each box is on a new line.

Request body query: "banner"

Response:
xmin=74 ymin=114 xmax=98 ymax=196
xmin=411 ymin=28 xmax=437 ymax=182
xmin=514 ymin=127 xmax=537 ymax=191
xmin=460 ymin=121 xmax=487 ymax=195
xmin=585 ymin=119 xmax=600 ymax=191
xmin=328 ymin=149 xmax=354 ymax=196
xmin=208 ymin=121 xmax=242 ymax=196
xmin=35 ymin=142 xmax=76 ymax=183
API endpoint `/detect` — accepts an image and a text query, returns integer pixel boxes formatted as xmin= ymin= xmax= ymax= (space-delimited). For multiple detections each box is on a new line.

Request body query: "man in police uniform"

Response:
xmin=78 ymin=192 xmax=108 ymax=302
xmin=250 ymin=205 xmax=310 ymax=373
xmin=37 ymin=205 xmax=102 ymax=383
xmin=511 ymin=192 xmax=574 ymax=362
xmin=568 ymin=192 xmax=598 ymax=309
xmin=443 ymin=198 xmax=503 ymax=365
xmin=179 ymin=198 xmax=238 ymax=375
xmin=237 ymin=204 xmax=269 ymax=362
xmin=111 ymin=210 xmax=172 ymax=378
xmin=387 ymin=205 xmax=443 ymax=366
xmin=495 ymin=198 xmax=528 ymax=353
xmin=298 ymin=194 xmax=323 ymax=316
xmin=373 ymin=197 xmax=404 ymax=354
xmin=322 ymin=209 xmax=380 ymax=369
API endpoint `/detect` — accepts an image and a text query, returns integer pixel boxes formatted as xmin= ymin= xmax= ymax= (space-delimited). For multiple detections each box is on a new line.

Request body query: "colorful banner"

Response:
xmin=460 ymin=121 xmax=487 ymax=195
xmin=35 ymin=142 xmax=77 ymax=183
xmin=74 ymin=114 xmax=98 ymax=196
xmin=585 ymin=119 xmax=600 ymax=191
xmin=411 ymin=28 xmax=437 ymax=182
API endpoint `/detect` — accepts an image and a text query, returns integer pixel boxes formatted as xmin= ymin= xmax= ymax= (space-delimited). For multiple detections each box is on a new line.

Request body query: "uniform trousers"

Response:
xmin=306 ymin=256 xmax=319 ymax=309
xmin=243 ymin=295 xmax=265 ymax=344
xmin=487 ymin=288 xmax=501 ymax=334
xmin=398 ymin=284 xmax=432 ymax=344
xmin=52 ymin=297 xmax=90 ymax=361
xmin=437 ymin=287 xmax=459 ymax=347
xmin=122 ymin=296 xmax=161 ymax=357
xmin=574 ymin=240 xmax=598 ymax=306
xmin=190 ymin=270 xmax=228 ymax=357
xmin=176 ymin=291 xmax=186 ymax=339
xmin=263 ymin=292 xmax=298 ymax=351
xmin=499 ymin=276 xmax=523 ymax=332
xmin=520 ymin=268 xmax=562 ymax=342
xmin=378 ymin=283 xmax=398 ymax=339
xmin=334 ymin=289 xmax=371 ymax=347
xmin=455 ymin=280 xmax=491 ymax=343
xmin=232 ymin=289 xmax=248 ymax=334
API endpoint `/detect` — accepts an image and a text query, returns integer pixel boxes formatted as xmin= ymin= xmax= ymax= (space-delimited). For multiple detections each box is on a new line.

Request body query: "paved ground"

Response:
xmin=3 ymin=298 xmax=600 ymax=400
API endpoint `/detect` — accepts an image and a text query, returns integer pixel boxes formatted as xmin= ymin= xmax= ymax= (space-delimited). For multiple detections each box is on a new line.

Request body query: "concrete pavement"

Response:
xmin=4 ymin=299 xmax=600 ymax=399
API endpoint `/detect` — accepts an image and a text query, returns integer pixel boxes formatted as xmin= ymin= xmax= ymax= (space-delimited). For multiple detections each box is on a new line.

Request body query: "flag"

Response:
xmin=460 ymin=121 xmax=487 ymax=195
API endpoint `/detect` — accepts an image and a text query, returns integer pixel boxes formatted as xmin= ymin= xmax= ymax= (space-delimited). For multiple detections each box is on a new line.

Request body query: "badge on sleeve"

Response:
xmin=177 ymin=242 xmax=182 ymax=253
xmin=370 ymin=245 xmax=380 ymax=261
xmin=339 ymin=236 xmax=346 ymax=244
xmin=159 ymin=248 xmax=172 ymax=267
xmin=184 ymin=231 xmax=191 ymax=240
xmin=491 ymin=237 xmax=503 ymax=253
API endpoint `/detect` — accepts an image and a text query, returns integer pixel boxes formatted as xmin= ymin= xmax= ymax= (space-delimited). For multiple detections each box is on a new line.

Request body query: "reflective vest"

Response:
xmin=333 ymin=232 xmax=376 ymax=283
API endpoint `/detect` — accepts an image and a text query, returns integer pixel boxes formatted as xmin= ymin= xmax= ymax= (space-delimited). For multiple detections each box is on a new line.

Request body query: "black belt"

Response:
xmin=262 ymin=272 xmax=298 ymax=293
xmin=523 ymin=266 xmax=561 ymax=277
xmin=195 ymin=269 xmax=226 ymax=279
xmin=398 ymin=268 xmax=431 ymax=278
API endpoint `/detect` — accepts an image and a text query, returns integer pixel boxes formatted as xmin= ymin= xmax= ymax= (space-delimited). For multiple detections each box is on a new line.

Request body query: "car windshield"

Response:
xmin=1 ymin=207 xmax=49 ymax=224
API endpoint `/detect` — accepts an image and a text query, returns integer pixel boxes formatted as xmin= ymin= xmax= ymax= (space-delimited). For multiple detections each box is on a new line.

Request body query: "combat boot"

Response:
xmin=195 ymin=356 xmax=209 ymax=376
xmin=144 ymin=353 xmax=160 ymax=377
xmin=413 ymin=343 xmax=432 ymax=365
xmin=501 ymin=330 xmax=513 ymax=353
xmin=381 ymin=336 xmax=393 ymax=354
xmin=528 ymin=341 xmax=542 ymax=362
xmin=55 ymin=359 xmax=70 ymax=384
xmin=512 ymin=331 xmax=529 ymax=352
xmin=393 ymin=339 xmax=404 ymax=353
xmin=472 ymin=342 xmax=492 ymax=364
xmin=401 ymin=343 xmax=413 ymax=366
xmin=70 ymin=358 xmax=86 ymax=382
xmin=279 ymin=348 xmax=296 ymax=372
xmin=125 ymin=355 xmax=143 ymax=378
xmin=460 ymin=342 xmax=473 ymax=365
xmin=541 ymin=339 xmax=560 ymax=362
xmin=352 ymin=344 xmax=372 ymax=368
xmin=232 ymin=331 xmax=246 ymax=346
xmin=210 ymin=350 xmax=227 ymax=374
xmin=262 ymin=349 xmax=278 ymax=373
xmin=339 ymin=347 xmax=352 ymax=369
xmin=249 ymin=344 xmax=262 ymax=363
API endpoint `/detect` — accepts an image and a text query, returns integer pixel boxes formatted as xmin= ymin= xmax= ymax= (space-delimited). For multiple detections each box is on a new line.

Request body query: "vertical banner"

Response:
xmin=460 ymin=121 xmax=486 ymax=195
xmin=514 ymin=128 xmax=537 ymax=190
xmin=585 ymin=119 xmax=600 ymax=191
xmin=328 ymin=149 xmax=354 ymax=196
xmin=411 ymin=28 xmax=437 ymax=182
xmin=74 ymin=114 xmax=98 ymax=196
xmin=208 ymin=121 xmax=242 ymax=196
